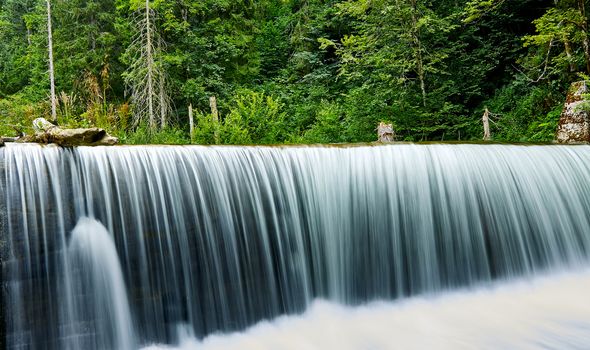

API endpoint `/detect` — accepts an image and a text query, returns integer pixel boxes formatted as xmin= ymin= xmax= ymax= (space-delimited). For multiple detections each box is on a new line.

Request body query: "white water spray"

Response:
xmin=144 ymin=270 xmax=590 ymax=350
xmin=67 ymin=217 xmax=135 ymax=350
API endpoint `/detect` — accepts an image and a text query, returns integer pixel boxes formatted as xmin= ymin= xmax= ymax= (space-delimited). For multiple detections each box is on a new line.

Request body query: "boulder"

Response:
xmin=556 ymin=81 xmax=590 ymax=144
xmin=22 ymin=118 xmax=118 ymax=146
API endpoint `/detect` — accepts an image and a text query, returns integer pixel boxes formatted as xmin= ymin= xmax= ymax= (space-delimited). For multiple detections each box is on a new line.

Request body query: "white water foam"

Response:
xmin=68 ymin=217 xmax=136 ymax=350
xmin=143 ymin=270 xmax=590 ymax=350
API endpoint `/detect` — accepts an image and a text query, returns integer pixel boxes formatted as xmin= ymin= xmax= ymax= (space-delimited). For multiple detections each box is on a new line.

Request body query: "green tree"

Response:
xmin=523 ymin=0 xmax=590 ymax=76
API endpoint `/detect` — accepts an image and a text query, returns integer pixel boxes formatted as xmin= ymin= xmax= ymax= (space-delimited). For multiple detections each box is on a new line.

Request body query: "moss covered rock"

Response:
xmin=556 ymin=81 xmax=590 ymax=144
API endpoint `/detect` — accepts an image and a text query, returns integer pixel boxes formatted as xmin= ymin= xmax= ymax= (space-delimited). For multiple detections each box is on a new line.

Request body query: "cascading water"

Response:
xmin=67 ymin=217 xmax=135 ymax=350
xmin=1 ymin=143 xmax=590 ymax=349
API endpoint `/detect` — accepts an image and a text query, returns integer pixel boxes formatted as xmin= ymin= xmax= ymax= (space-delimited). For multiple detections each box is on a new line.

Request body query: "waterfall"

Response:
xmin=143 ymin=270 xmax=590 ymax=350
xmin=1 ymin=143 xmax=590 ymax=349
xmin=67 ymin=217 xmax=135 ymax=350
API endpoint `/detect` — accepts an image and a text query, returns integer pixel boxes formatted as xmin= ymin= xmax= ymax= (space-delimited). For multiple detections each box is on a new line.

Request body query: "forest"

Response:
xmin=0 ymin=0 xmax=588 ymax=144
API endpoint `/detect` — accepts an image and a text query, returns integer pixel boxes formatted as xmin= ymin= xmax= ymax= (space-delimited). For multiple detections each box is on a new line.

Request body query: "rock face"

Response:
xmin=556 ymin=81 xmax=590 ymax=144
xmin=21 ymin=118 xmax=118 ymax=147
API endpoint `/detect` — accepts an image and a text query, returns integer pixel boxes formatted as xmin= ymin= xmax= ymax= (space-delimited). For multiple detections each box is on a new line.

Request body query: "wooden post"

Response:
xmin=188 ymin=103 xmax=194 ymax=142
xmin=209 ymin=96 xmax=219 ymax=144
xmin=483 ymin=108 xmax=491 ymax=141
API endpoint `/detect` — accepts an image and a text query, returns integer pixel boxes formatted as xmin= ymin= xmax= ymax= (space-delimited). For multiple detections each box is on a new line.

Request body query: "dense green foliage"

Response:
xmin=1 ymin=0 xmax=589 ymax=144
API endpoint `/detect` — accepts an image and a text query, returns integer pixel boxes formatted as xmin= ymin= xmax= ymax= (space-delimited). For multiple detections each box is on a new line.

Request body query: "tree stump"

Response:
xmin=210 ymin=96 xmax=220 ymax=144
xmin=377 ymin=122 xmax=395 ymax=143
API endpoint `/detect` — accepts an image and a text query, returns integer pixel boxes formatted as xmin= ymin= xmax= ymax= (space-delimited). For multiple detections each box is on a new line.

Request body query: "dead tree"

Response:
xmin=409 ymin=0 xmax=427 ymax=107
xmin=124 ymin=0 xmax=172 ymax=131
xmin=188 ymin=103 xmax=194 ymax=141
xmin=210 ymin=96 xmax=220 ymax=144
xmin=482 ymin=108 xmax=491 ymax=141
xmin=46 ymin=0 xmax=57 ymax=123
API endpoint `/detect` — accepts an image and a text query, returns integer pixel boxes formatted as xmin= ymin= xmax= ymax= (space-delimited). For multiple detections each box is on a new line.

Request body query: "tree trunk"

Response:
xmin=564 ymin=39 xmax=576 ymax=72
xmin=157 ymin=40 xmax=167 ymax=129
xmin=483 ymin=108 xmax=491 ymax=141
xmin=410 ymin=0 xmax=427 ymax=107
xmin=581 ymin=35 xmax=590 ymax=74
xmin=188 ymin=103 xmax=194 ymax=142
xmin=159 ymin=82 xmax=166 ymax=129
xmin=125 ymin=0 xmax=171 ymax=131
xmin=46 ymin=0 xmax=57 ymax=123
xmin=145 ymin=0 xmax=155 ymax=129
xmin=210 ymin=96 xmax=220 ymax=144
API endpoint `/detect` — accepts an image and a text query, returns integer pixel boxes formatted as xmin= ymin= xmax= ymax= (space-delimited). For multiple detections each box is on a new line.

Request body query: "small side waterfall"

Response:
xmin=1 ymin=143 xmax=590 ymax=349
xmin=67 ymin=217 xmax=135 ymax=350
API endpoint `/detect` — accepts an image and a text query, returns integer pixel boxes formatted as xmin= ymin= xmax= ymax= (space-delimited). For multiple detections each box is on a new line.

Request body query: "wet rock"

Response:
xmin=556 ymin=81 xmax=590 ymax=144
xmin=22 ymin=118 xmax=118 ymax=147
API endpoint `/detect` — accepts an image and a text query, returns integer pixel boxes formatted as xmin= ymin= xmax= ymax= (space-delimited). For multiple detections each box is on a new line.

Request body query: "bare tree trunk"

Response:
xmin=209 ymin=96 xmax=219 ymax=144
xmin=188 ymin=103 xmax=194 ymax=142
xmin=410 ymin=0 xmax=427 ymax=107
xmin=145 ymin=0 xmax=155 ymax=129
xmin=159 ymin=81 xmax=166 ymax=128
xmin=417 ymin=54 xmax=427 ymax=107
xmin=483 ymin=108 xmax=491 ymax=141
xmin=582 ymin=38 xmax=590 ymax=74
xmin=46 ymin=0 xmax=57 ymax=123
xmin=158 ymin=40 xmax=166 ymax=129
xmin=124 ymin=0 xmax=172 ymax=131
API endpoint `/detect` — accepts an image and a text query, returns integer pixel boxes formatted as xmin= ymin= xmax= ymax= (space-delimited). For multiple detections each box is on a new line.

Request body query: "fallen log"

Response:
xmin=20 ymin=118 xmax=118 ymax=146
